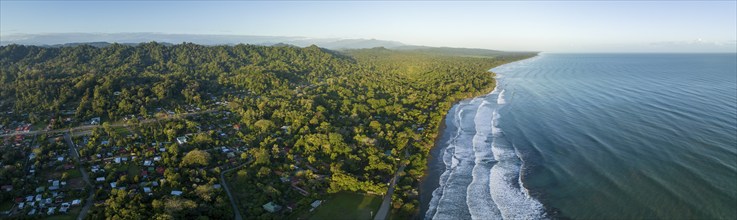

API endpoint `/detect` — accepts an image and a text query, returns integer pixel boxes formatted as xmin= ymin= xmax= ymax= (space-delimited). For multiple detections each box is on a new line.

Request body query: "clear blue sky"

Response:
xmin=1 ymin=1 xmax=735 ymax=52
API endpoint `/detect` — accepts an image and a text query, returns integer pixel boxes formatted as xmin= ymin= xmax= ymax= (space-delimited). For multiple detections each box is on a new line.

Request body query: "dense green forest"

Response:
xmin=0 ymin=43 xmax=535 ymax=219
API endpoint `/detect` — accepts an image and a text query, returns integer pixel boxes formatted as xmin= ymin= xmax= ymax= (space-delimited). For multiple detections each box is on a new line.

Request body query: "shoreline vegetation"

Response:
xmin=0 ymin=43 xmax=535 ymax=219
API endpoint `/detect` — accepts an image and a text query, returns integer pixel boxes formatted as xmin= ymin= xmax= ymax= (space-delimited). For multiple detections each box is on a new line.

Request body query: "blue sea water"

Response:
xmin=421 ymin=54 xmax=737 ymax=219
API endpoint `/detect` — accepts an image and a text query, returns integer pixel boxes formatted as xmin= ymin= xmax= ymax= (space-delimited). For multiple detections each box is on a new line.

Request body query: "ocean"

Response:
xmin=420 ymin=53 xmax=737 ymax=219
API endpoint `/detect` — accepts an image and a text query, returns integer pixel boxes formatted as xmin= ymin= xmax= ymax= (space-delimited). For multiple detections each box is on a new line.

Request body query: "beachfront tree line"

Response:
xmin=0 ymin=43 xmax=534 ymax=218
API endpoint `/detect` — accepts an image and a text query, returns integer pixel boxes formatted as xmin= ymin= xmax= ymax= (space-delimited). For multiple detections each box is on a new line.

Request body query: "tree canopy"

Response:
xmin=0 ymin=42 xmax=535 ymax=219
xmin=181 ymin=149 xmax=211 ymax=167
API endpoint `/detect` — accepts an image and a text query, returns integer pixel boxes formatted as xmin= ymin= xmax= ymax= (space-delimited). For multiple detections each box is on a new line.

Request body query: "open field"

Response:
xmin=309 ymin=192 xmax=381 ymax=220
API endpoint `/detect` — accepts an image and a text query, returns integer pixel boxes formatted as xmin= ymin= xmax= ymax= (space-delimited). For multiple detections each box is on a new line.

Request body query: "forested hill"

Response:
xmin=0 ymin=42 xmax=353 ymax=120
xmin=0 ymin=43 xmax=535 ymax=219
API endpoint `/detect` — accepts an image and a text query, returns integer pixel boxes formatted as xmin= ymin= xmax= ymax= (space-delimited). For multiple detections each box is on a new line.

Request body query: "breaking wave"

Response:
xmin=425 ymin=58 xmax=546 ymax=220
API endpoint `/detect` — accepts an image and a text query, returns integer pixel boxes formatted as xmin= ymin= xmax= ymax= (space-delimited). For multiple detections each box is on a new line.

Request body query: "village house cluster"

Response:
xmin=4 ymin=103 xmax=344 ymax=218
xmin=1 ymin=122 xmax=88 ymax=218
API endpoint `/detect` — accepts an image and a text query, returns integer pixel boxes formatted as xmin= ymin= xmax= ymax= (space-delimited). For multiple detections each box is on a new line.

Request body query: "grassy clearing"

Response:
xmin=309 ymin=192 xmax=381 ymax=220
xmin=127 ymin=164 xmax=141 ymax=177
xmin=45 ymin=214 xmax=77 ymax=220
xmin=113 ymin=126 xmax=132 ymax=136
xmin=0 ymin=200 xmax=14 ymax=211
xmin=66 ymin=168 xmax=82 ymax=179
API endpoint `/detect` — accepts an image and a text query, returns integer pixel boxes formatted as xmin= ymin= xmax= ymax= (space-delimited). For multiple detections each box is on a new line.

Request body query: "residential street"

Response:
xmin=373 ymin=163 xmax=407 ymax=220
xmin=63 ymin=133 xmax=94 ymax=220
xmin=0 ymin=110 xmax=216 ymax=138
xmin=220 ymin=163 xmax=248 ymax=220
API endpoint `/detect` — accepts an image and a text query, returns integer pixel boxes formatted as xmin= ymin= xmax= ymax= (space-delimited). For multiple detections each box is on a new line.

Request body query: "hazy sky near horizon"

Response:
xmin=1 ymin=1 xmax=736 ymax=52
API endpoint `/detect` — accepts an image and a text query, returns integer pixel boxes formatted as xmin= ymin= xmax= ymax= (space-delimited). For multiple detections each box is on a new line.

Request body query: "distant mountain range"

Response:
xmin=0 ymin=33 xmax=406 ymax=50
xmin=0 ymin=32 xmax=537 ymax=57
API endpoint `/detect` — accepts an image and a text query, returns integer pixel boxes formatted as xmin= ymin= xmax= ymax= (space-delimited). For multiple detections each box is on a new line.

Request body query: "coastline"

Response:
xmin=417 ymin=55 xmax=539 ymax=219
xmin=417 ymin=80 xmax=495 ymax=219
xmin=416 ymin=53 xmax=737 ymax=219
xmin=418 ymin=96 xmax=466 ymax=219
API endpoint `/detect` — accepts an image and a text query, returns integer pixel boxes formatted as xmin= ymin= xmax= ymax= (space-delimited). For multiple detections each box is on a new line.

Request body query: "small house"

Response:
xmin=262 ymin=202 xmax=282 ymax=213
xmin=60 ymin=203 xmax=70 ymax=212
xmin=311 ymin=200 xmax=322 ymax=208
xmin=176 ymin=136 xmax=188 ymax=145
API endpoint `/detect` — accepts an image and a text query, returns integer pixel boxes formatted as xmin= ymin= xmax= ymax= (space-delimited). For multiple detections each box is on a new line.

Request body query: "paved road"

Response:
xmin=1 ymin=110 xmax=216 ymax=138
xmin=64 ymin=133 xmax=94 ymax=220
xmin=0 ymin=125 xmax=96 ymax=138
xmin=373 ymin=163 xmax=407 ymax=220
xmin=220 ymin=163 xmax=248 ymax=220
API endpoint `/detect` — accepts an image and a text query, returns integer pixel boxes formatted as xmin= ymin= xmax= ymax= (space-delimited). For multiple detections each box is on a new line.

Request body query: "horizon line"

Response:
xmin=1 ymin=32 xmax=735 ymax=54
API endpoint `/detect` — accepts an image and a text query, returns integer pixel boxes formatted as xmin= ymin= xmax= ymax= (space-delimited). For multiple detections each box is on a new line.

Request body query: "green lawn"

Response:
xmin=0 ymin=200 xmax=14 ymax=211
xmin=309 ymin=192 xmax=381 ymax=220
xmin=113 ymin=126 xmax=132 ymax=136
xmin=66 ymin=168 xmax=82 ymax=179
xmin=45 ymin=214 xmax=77 ymax=220
xmin=127 ymin=164 xmax=141 ymax=177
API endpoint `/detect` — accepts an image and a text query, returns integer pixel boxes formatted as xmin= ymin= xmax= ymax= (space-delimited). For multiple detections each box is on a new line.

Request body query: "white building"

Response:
xmin=176 ymin=136 xmax=188 ymax=145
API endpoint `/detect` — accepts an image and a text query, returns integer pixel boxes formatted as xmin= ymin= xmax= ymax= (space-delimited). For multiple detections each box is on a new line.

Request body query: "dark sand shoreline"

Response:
xmin=417 ymin=90 xmax=489 ymax=219
xmin=417 ymin=55 xmax=540 ymax=219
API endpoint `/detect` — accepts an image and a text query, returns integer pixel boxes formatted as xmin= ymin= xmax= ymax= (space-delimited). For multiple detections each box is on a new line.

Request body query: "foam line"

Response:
xmin=427 ymin=57 xmax=547 ymax=220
